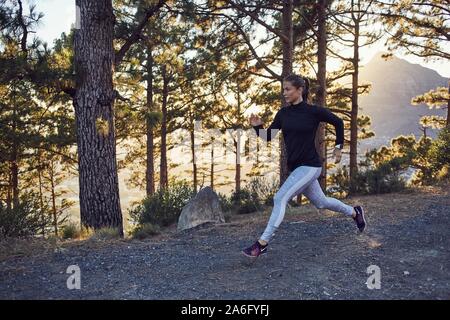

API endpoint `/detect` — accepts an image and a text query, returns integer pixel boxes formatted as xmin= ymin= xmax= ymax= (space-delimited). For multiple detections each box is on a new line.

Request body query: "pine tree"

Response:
xmin=72 ymin=0 xmax=164 ymax=234
xmin=0 ymin=1 xmax=76 ymax=236
xmin=328 ymin=0 xmax=382 ymax=194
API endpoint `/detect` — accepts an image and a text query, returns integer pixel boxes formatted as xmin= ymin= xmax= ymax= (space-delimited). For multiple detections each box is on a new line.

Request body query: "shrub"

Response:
xmin=246 ymin=176 xmax=279 ymax=206
xmin=363 ymin=163 xmax=407 ymax=194
xmin=61 ymin=222 xmax=81 ymax=240
xmin=218 ymin=192 xmax=233 ymax=213
xmin=130 ymin=223 xmax=160 ymax=240
xmin=329 ymin=163 xmax=407 ymax=196
xmin=427 ymin=127 xmax=450 ymax=183
xmin=230 ymin=188 xmax=262 ymax=214
xmin=128 ymin=180 xmax=194 ymax=227
xmin=218 ymin=177 xmax=278 ymax=214
xmin=0 ymin=192 xmax=50 ymax=239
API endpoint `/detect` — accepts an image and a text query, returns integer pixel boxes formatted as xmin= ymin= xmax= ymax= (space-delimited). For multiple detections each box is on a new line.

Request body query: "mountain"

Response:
xmin=357 ymin=52 xmax=448 ymax=152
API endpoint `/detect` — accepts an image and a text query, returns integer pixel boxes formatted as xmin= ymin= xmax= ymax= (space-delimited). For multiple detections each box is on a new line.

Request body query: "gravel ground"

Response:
xmin=0 ymin=184 xmax=449 ymax=300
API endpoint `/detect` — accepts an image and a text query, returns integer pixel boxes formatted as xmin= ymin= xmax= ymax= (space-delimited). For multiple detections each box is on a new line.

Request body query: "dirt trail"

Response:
xmin=1 ymin=184 xmax=449 ymax=299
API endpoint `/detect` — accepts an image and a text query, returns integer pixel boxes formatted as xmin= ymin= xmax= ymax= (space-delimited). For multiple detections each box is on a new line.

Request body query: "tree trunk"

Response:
xmin=160 ymin=64 xmax=169 ymax=190
xmin=73 ymin=0 xmax=123 ymax=235
xmin=280 ymin=0 xmax=294 ymax=186
xmin=49 ymin=161 xmax=58 ymax=236
xmin=210 ymin=141 xmax=214 ymax=190
xmin=6 ymin=172 xmax=12 ymax=210
xmin=447 ymin=81 xmax=449 ymax=127
xmin=349 ymin=16 xmax=360 ymax=195
xmin=235 ymin=84 xmax=242 ymax=193
xmin=190 ymin=127 xmax=198 ymax=193
xmin=315 ymin=0 xmax=328 ymax=191
xmin=256 ymin=132 xmax=260 ymax=167
xmin=11 ymin=142 xmax=19 ymax=209
xmin=235 ymin=137 xmax=241 ymax=193
xmin=37 ymin=154 xmax=45 ymax=236
xmin=146 ymin=46 xmax=155 ymax=197
xmin=11 ymin=94 xmax=19 ymax=209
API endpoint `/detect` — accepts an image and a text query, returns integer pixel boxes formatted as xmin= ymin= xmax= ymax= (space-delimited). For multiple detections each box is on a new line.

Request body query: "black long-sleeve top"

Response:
xmin=253 ymin=100 xmax=344 ymax=171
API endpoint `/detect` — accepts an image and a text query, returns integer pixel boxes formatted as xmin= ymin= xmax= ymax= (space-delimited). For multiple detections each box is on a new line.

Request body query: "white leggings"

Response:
xmin=260 ymin=165 xmax=354 ymax=242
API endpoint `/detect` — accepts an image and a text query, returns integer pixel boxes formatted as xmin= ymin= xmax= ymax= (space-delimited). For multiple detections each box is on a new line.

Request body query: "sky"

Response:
xmin=29 ymin=0 xmax=450 ymax=78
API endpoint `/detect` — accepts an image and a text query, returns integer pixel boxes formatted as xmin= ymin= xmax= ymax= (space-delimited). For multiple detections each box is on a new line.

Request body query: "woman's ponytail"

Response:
xmin=302 ymin=77 xmax=309 ymax=102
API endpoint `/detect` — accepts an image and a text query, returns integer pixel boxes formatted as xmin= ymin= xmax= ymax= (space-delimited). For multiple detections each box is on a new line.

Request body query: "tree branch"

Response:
xmin=374 ymin=11 xmax=450 ymax=41
xmin=17 ymin=0 xmax=28 ymax=55
xmin=212 ymin=12 xmax=281 ymax=80
xmin=114 ymin=0 xmax=166 ymax=67
xmin=227 ymin=0 xmax=289 ymax=42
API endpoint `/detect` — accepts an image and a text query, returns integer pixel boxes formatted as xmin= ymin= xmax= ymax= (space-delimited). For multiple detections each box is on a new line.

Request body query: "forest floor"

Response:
xmin=1 ymin=182 xmax=449 ymax=300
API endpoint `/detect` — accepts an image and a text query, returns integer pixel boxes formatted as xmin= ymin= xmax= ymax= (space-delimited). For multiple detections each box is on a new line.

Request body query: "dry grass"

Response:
xmin=130 ymin=223 xmax=161 ymax=240
xmin=0 ymin=232 xmax=125 ymax=263
xmin=0 ymin=237 xmax=61 ymax=262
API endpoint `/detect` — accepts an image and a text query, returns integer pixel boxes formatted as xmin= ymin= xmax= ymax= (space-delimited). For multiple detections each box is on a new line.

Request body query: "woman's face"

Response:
xmin=283 ymin=81 xmax=303 ymax=104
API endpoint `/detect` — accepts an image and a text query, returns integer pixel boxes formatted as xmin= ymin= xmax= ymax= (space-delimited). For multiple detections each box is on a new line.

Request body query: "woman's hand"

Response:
xmin=249 ymin=113 xmax=263 ymax=126
xmin=333 ymin=148 xmax=342 ymax=164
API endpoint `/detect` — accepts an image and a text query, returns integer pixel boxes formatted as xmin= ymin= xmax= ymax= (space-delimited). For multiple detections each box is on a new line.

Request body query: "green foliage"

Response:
xmin=0 ymin=192 xmax=50 ymax=239
xmin=227 ymin=176 xmax=278 ymax=214
xmin=145 ymin=111 xmax=163 ymax=127
xmin=378 ymin=0 xmax=449 ymax=61
xmin=428 ymin=127 xmax=450 ymax=170
xmin=412 ymin=127 xmax=450 ymax=185
xmin=0 ymin=3 xmax=76 ymax=239
xmin=412 ymin=87 xmax=448 ymax=109
xmin=61 ymin=222 xmax=81 ymax=240
xmin=219 ymin=177 xmax=279 ymax=214
xmin=246 ymin=176 xmax=279 ymax=207
xmin=217 ymin=192 xmax=233 ymax=213
xmin=330 ymin=163 xmax=407 ymax=196
xmin=128 ymin=180 xmax=194 ymax=227
xmin=362 ymin=164 xmax=407 ymax=194
xmin=230 ymin=188 xmax=262 ymax=214
xmin=329 ymin=136 xmax=414 ymax=195
xmin=130 ymin=223 xmax=161 ymax=240
xmin=330 ymin=128 xmax=450 ymax=195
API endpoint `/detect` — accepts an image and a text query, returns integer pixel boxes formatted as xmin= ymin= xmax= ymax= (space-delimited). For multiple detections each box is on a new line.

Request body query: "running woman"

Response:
xmin=243 ymin=74 xmax=366 ymax=258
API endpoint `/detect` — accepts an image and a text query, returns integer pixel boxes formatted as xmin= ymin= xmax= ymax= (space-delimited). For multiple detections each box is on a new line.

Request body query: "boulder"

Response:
xmin=177 ymin=186 xmax=225 ymax=231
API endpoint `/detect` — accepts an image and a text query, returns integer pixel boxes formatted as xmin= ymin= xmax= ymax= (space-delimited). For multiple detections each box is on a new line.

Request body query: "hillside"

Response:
xmin=358 ymin=52 xmax=448 ymax=151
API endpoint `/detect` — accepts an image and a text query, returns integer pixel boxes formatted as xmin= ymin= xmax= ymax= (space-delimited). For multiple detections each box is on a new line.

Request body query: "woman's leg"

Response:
xmin=259 ymin=166 xmax=322 ymax=242
xmin=302 ymin=179 xmax=354 ymax=216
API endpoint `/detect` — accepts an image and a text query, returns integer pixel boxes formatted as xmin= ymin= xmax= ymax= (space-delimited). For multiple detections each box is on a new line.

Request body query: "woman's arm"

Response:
xmin=252 ymin=110 xmax=283 ymax=142
xmin=316 ymin=106 xmax=344 ymax=148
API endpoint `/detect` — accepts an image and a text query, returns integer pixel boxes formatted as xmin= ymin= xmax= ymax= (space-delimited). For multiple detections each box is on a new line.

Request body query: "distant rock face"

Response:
xmin=177 ymin=186 xmax=225 ymax=231
xmin=358 ymin=52 xmax=448 ymax=150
